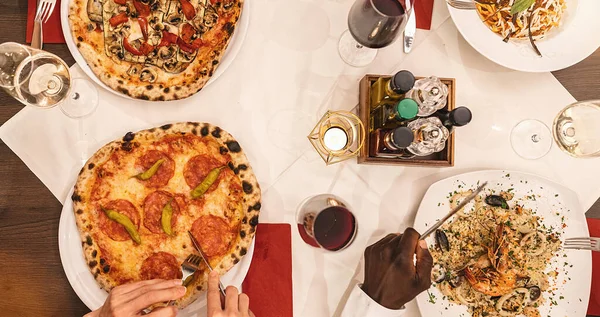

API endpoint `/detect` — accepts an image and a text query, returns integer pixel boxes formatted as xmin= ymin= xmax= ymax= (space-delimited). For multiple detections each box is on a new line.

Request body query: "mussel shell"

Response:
xmin=435 ymin=229 xmax=450 ymax=252
xmin=485 ymin=195 xmax=509 ymax=209
xmin=448 ymin=274 xmax=464 ymax=288
xmin=528 ymin=286 xmax=541 ymax=301
xmin=432 ymin=264 xmax=446 ymax=283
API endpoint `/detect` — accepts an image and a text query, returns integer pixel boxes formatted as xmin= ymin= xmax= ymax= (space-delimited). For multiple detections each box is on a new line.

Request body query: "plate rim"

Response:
xmin=60 ymin=0 xmax=251 ymax=101
xmin=413 ymin=169 xmax=592 ymax=316
xmin=58 ymin=184 xmax=256 ymax=314
xmin=447 ymin=0 xmax=600 ymax=72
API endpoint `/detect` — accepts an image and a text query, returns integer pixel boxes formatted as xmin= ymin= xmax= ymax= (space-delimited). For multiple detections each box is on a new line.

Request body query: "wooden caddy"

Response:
xmin=357 ymin=74 xmax=456 ymax=167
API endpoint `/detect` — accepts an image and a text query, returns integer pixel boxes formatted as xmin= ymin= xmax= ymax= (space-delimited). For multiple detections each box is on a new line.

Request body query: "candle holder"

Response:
xmin=307 ymin=110 xmax=365 ymax=165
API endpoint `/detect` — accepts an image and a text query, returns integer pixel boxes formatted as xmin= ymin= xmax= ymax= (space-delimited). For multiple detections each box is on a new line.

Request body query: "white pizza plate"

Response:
xmin=447 ymin=0 xmax=600 ymax=72
xmin=60 ymin=0 xmax=250 ymax=100
xmin=59 ymin=186 xmax=256 ymax=316
xmin=414 ymin=170 xmax=592 ymax=317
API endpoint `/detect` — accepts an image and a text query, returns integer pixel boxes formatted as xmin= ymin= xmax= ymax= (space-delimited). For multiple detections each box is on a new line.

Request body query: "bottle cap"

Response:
xmin=396 ymin=98 xmax=418 ymax=120
xmin=391 ymin=127 xmax=414 ymax=148
xmin=450 ymin=106 xmax=472 ymax=127
xmin=390 ymin=70 xmax=415 ymax=94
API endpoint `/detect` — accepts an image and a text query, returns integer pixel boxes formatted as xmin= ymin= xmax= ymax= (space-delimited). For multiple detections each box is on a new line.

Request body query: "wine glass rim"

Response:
xmin=0 ymin=42 xmax=32 ymax=89
xmin=368 ymin=0 xmax=412 ymax=18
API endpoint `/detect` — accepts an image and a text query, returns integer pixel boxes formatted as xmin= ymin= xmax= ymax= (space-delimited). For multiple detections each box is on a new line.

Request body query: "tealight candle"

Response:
xmin=323 ymin=127 xmax=348 ymax=151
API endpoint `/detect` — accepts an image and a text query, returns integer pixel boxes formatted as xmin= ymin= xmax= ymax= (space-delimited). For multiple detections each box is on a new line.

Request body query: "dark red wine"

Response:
xmin=313 ymin=206 xmax=357 ymax=251
xmin=348 ymin=0 xmax=409 ymax=48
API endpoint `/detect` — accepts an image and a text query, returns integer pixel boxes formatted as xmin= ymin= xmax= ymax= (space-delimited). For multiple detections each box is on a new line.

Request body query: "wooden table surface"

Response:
xmin=0 ymin=0 xmax=598 ymax=316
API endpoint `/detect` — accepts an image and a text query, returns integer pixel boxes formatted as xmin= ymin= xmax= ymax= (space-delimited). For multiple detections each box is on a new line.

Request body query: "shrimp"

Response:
xmin=463 ymin=224 xmax=517 ymax=296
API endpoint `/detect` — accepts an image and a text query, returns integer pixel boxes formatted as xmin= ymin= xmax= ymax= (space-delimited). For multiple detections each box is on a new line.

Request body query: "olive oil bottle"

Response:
xmin=370 ymin=70 xmax=415 ymax=109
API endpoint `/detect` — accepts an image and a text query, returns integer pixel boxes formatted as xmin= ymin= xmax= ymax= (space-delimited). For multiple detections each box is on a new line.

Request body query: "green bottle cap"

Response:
xmin=396 ymin=99 xmax=418 ymax=120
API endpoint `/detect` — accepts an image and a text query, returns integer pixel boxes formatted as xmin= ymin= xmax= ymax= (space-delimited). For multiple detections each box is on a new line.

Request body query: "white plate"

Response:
xmin=414 ymin=170 xmax=592 ymax=317
xmin=59 ymin=186 xmax=255 ymax=316
xmin=60 ymin=0 xmax=250 ymax=100
xmin=448 ymin=0 xmax=600 ymax=72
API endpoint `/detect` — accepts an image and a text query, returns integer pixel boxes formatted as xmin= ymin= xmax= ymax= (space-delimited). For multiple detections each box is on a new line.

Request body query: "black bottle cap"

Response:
xmin=391 ymin=127 xmax=414 ymax=148
xmin=450 ymin=106 xmax=472 ymax=127
xmin=390 ymin=70 xmax=415 ymax=94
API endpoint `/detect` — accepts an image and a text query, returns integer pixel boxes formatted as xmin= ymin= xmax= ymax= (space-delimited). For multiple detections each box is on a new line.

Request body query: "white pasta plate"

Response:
xmin=447 ymin=0 xmax=600 ymax=72
xmin=414 ymin=170 xmax=591 ymax=317
xmin=58 ymin=185 xmax=255 ymax=316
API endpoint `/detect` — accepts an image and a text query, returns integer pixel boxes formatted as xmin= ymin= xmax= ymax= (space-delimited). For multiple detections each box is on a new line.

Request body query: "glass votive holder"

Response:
xmin=307 ymin=110 xmax=365 ymax=165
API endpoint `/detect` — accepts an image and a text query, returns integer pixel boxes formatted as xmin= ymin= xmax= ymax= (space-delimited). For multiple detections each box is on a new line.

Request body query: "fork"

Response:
xmin=564 ymin=237 xmax=600 ymax=252
xmin=181 ymin=254 xmax=203 ymax=285
xmin=32 ymin=0 xmax=57 ymax=49
xmin=446 ymin=0 xmax=476 ymax=10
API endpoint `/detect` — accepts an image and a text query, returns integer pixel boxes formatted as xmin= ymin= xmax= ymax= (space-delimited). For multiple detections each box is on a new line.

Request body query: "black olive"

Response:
xmin=117 ymin=52 xmax=125 ymax=60
xmin=528 ymin=286 xmax=541 ymax=301
xmin=485 ymin=195 xmax=509 ymax=209
xmin=435 ymin=229 xmax=450 ymax=252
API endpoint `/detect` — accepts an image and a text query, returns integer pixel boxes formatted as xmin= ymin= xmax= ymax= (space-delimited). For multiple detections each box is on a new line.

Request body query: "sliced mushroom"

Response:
xmin=204 ymin=6 xmax=218 ymax=28
xmin=158 ymin=46 xmax=177 ymax=59
xmin=166 ymin=12 xmax=183 ymax=25
xmin=139 ymin=68 xmax=158 ymax=83
xmin=127 ymin=64 xmax=143 ymax=76
xmin=177 ymin=49 xmax=197 ymax=63
xmin=223 ymin=1 xmax=234 ymax=10
xmin=87 ymin=0 xmax=103 ymax=23
xmin=103 ymin=0 xmax=119 ymax=13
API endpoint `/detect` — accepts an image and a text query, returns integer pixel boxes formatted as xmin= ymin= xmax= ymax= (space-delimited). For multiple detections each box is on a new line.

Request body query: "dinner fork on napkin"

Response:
xmin=32 ymin=0 xmax=57 ymax=49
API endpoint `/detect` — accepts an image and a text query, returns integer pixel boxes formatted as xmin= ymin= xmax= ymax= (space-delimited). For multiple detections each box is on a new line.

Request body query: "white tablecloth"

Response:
xmin=1 ymin=0 xmax=599 ymax=316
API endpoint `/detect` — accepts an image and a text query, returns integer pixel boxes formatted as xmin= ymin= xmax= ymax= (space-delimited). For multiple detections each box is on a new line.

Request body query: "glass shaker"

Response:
xmin=406 ymin=76 xmax=449 ymax=117
xmin=407 ymin=117 xmax=449 ymax=156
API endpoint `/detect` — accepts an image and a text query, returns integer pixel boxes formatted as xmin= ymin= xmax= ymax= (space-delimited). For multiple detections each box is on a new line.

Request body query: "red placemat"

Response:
xmin=26 ymin=0 xmax=65 ymax=44
xmin=414 ymin=0 xmax=435 ymax=30
xmin=587 ymin=218 xmax=600 ymax=316
xmin=242 ymin=223 xmax=293 ymax=317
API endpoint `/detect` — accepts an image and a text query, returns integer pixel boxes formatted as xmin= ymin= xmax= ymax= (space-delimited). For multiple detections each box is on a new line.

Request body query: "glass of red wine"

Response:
xmin=296 ymin=194 xmax=358 ymax=251
xmin=339 ymin=0 xmax=413 ymax=67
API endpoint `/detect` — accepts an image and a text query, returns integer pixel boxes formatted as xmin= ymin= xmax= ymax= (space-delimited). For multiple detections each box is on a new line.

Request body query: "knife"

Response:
xmin=419 ymin=181 xmax=488 ymax=239
xmin=403 ymin=11 xmax=416 ymax=53
xmin=187 ymin=231 xmax=227 ymax=297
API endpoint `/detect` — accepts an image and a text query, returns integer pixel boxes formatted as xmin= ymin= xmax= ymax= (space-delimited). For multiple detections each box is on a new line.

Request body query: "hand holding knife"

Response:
xmin=187 ymin=231 xmax=227 ymax=298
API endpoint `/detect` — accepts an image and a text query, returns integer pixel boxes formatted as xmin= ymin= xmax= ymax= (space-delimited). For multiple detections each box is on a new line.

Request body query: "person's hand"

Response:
xmin=361 ymin=227 xmax=433 ymax=310
xmin=207 ymin=271 xmax=254 ymax=317
xmin=84 ymin=279 xmax=186 ymax=317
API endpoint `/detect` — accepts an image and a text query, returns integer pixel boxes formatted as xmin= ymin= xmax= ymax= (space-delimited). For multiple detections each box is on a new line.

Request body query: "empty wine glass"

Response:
xmin=338 ymin=0 xmax=414 ymax=67
xmin=511 ymin=100 xmax=600 ymax=159
xmin=0 ymin=42 xmax=98 ymax=118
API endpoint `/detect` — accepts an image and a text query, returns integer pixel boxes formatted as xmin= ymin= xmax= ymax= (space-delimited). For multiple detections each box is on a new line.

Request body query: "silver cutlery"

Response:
xmin=403 ymin=11 xmax=416 ymax=53
xmin=419 ymin=181 xmax=488 ymax=239
xmin=181 ymin=253 xmax=203 ymax=285
xmin=32 ymin=0 xmax=57 ymax=49
xmin=188 ymin=231 xmax=227 ymax=297
xmin=446 ymin=0 xmax=476 ymax=10
xmin=564 ymin=237 xmax=600 ymax=252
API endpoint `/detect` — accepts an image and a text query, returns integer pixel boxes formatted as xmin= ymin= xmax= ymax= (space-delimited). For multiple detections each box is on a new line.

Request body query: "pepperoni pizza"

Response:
xmin=71 ymin=122 xmax=260 ymax=308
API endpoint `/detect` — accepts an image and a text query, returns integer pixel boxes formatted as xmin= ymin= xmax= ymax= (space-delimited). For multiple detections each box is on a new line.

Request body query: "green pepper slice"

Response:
xmin=190 ymin=167 xmax=223 ymax=199
xmin=161 ymin=199 xmax=174 ymax=235
xmin=134 ymin=158 xmax=165 ymax=180
xmin=102 ymin=207 xmax=142 ymax=244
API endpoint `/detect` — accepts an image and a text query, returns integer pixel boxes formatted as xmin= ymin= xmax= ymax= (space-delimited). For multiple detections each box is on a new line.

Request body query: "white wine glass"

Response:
xmin=0 ymin=42 xmax=98 ymax=118
xmin=553 ymin=100 xmax=600 ymax=158
xmin=510 ymin=100 xmax=600 ymax=159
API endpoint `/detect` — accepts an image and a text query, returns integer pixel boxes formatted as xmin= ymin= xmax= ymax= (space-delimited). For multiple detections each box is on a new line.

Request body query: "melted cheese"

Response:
xmin=88 ymin=135 xmax=244 ymax=283
xmin=128 ymin=18 xmax=144 ymax=42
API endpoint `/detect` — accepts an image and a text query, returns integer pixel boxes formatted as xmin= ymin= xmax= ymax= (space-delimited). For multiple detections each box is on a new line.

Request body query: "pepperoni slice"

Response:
xmin=140 ymin=252 xmax=183 ymax=280
xmin=143 ymin=191 xmax=181 ymax=234
xmin=184 ymin=155 xmax=230 ymax=194
xmin=97 ymin=200 xmax=140 ymax=242
xmin=190 ymin=215 xmax=235 ymax=257
xmin=135 ymin=150 xmax=175 ymax=188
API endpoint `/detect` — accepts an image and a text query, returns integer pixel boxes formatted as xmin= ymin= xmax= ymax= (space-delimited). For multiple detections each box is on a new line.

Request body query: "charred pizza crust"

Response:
xmin=72 ymin=122 xmax=260 ymax=308
xmin=68 ymin=0 xmax=241 ymax=101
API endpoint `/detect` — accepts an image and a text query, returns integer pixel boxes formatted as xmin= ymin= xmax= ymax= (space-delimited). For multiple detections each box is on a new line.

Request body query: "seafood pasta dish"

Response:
xmin=431 ymin=190 xmax=561 ymax=317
